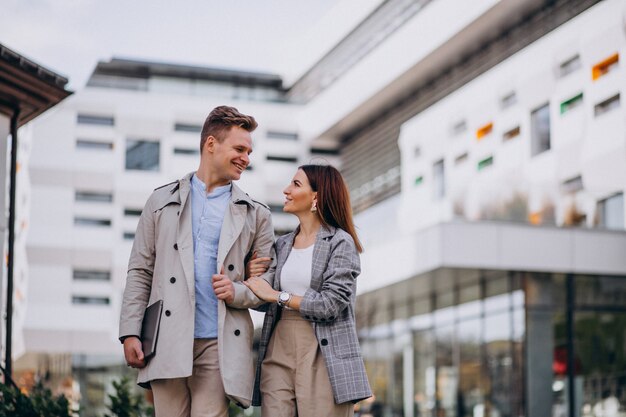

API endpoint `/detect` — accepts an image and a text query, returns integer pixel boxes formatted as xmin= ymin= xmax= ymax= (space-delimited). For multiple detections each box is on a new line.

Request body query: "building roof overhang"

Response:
xmin=359 ymin=221 xmax=626 ymax=295
xmin=0 ymin=44 xmax=72 ymax=127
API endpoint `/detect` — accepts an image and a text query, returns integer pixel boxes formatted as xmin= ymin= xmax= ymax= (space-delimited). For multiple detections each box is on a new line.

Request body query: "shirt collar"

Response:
xmin=191 ymin=174 xmax=231 ymax=198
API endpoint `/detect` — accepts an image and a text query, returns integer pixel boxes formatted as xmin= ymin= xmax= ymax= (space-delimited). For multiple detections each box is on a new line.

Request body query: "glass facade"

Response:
xmin=356 ymin=269 xmax=626 ymax=417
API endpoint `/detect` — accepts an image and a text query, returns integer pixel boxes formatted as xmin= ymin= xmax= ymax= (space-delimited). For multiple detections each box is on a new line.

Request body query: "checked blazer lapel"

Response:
xmin=309 ymin=225 xmax=335 ymax=292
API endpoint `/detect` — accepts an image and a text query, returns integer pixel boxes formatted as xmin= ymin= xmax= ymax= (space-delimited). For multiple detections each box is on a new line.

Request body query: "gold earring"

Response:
xmin=311 ymin=201 xmax=317 ymax=213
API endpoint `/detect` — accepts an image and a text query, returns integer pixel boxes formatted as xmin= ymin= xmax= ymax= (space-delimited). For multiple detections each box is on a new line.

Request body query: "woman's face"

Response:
xmin=283 ymin=169 xmax=316 ymax=215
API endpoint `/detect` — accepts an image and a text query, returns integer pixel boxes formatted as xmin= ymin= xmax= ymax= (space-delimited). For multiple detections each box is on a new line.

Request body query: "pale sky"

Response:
xmin=1 ymin=0 xmax=339 ymax=90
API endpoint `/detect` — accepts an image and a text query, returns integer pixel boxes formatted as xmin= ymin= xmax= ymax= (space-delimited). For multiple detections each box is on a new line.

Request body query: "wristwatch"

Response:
xmin=277 ymin=291 xmax=292 ymax=308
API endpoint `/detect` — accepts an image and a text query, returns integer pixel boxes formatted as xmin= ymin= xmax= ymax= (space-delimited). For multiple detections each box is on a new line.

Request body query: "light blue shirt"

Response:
xmin=191 ymin=174 xmax=231 ymax=338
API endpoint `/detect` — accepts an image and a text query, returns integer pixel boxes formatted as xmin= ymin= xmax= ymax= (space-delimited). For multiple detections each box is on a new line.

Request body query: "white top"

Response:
xmin=280 ymin=245 xmax=314 ymax=296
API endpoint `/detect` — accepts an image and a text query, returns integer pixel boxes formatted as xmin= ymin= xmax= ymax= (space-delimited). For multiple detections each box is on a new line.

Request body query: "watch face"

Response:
xmin=279 ymin=292 xmax=290 ymax=302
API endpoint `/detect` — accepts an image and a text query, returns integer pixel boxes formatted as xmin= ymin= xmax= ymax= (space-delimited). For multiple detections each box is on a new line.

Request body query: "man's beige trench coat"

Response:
xmin=119 ymin=172 xmax=276 ymax=408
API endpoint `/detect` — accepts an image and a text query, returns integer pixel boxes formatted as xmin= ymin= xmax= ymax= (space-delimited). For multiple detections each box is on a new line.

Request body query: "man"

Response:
xmin=119 ymin=106 xmax=275 ymax=417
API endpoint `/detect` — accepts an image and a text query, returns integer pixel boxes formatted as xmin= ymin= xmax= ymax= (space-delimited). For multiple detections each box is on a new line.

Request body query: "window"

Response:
xmin=268 ymin=204 xmax=284 ymax=213
xmin=126 ymin=139 xmax=160 ymax=171
xmin=560 ymin=93 xmax=583 ymax=114
xmin=503 ymin=126 xmax=521 ymax=141
xmin=77 ymin=114 xmax=114 ymax=126
xmin=124 ymin=208 xmax=142 ymax=216
xmin=476 ymin=122 xmax=493 ymax=140
xmin=72 ymin=296 xmax=110 ymax=305
xmin=310 ymin=147 xmax=340 ymax=156
xmin=74 ymin=217 xmax=111 ymax=227
xmin=267 ymin=131 xmax=299 ymax=141
xmin=451 ymin=120 xmax=467 ymax=136
xmin=531 ymin=103 xmax=550 ymax=156
xmin=173 ymin=147 xmax=199 ymax=155
xmin=455 ymin=153 xmax=468 ymax=165
xmin=592 ymin=53 xmax=619 ymax=81
xmin=594 ymin=94 xmax=620 ymax=117
xmin=76 ymin=139 xmax=113 ymax=150
xmin=433 ymin=160 xmax=445 ymax=200
xmin=559 ymin=55 xmax=581 ymax=78
xmin=266 ymin=155 xmax=298 ymax=163
xmin=174 ymin=123 xmax=202 ymax=133
xmin=500 ymin=91 xmax=517 ymax=109
xmin=123 ymin=232 xmax=135 ymax=240
xmin=73 ymin=269 xmax=110 ymax=281
xmin=75 ymin=191 xmax=113 ymax=203
xmin=560 ymin=176 xmax=583 ymax=194
xmin=597 ymin=193 xmax=624 ymax=230
xmin=477 ymin=156 xmax=494 ymax=171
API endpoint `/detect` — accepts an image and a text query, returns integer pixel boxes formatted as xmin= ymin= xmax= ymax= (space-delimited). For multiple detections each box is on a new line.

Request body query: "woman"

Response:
xmin=244 ymin=164 xmax=372 ymax=417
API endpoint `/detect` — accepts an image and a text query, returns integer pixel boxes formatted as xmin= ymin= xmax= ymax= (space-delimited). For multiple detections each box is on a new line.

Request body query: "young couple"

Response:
xmin=119 ymin=106 xmax=371 ymax=417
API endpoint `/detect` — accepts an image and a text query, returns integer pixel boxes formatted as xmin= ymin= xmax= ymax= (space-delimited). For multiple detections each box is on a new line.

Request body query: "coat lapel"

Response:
xmin=309 ymin=225 xmax=335 ymax=291
xmin=275 ymin=230 xmax=296 ymax=291
xmin=216 ymin=183 xmax=251 ymax=273
xmin=176 ymin=173 xmax=196 ymax=298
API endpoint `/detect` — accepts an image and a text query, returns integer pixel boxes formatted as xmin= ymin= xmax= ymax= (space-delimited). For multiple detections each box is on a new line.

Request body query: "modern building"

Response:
xmin=0 ymin=43 xmax=71 ymax=384
xmin=288 ymin=0 xmax=626 ymax=416
xmin=15 ymin=0 xmax=626 ymax=416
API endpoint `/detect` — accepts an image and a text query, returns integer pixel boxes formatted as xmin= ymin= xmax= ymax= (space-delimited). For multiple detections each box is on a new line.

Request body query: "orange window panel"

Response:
xmin=476 ymin=122 xmax=493 ymax=140
xmin=592 ymin=53 xmax=619 ymax=80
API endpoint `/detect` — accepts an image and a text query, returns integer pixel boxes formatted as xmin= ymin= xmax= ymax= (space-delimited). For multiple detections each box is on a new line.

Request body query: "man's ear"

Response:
xmin=204 ymin=135 xmax=216 ymax=153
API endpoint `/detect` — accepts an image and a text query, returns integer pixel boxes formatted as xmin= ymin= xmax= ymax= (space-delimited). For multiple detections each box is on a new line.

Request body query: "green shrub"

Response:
xmin=0 ymin=381 xmax=73 ymax=417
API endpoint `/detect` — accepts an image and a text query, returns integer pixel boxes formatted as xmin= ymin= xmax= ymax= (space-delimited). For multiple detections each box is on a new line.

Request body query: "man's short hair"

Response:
xmin=200 ymin=106 xmax=258 ymax=152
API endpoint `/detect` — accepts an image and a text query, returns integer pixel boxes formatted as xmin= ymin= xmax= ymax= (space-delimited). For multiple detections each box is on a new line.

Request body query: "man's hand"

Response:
xmin=123 ymin=336 xmax=146 ymax=368
xmin=213 ymin=266 xmax=235 ymax=304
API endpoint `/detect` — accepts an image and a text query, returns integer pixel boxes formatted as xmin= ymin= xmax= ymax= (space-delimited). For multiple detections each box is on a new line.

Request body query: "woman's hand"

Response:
xmin=245 ymin=251 xmax=272 ymax=279
xmin=243 ymin=276 xmax=279 ymax=303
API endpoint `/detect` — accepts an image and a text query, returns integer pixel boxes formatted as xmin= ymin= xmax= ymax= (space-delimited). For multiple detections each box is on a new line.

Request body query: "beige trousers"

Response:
xmin=260 ymin=309 xmax=353 ymax=417
xmin=151 ymin=339 xmax=228 ymax=417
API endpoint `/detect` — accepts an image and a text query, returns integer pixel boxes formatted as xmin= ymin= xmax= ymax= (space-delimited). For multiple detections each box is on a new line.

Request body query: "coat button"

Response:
xmin=165 ymin=310 xmax=171 ymax=317
xmin=170 ymin=277 xmax=176 ymax=284
xmin=228 ymin=264 xmax=234 ymax=271
xmin=177 ymin=211 xmax=180 ymax=216
xmin=320 ymin=338 xmax=328 ymax=346
xmin=234 ymin=329 xmax=241 ymax=336
xmin=173 ymin=243 xmax=178 ymax=250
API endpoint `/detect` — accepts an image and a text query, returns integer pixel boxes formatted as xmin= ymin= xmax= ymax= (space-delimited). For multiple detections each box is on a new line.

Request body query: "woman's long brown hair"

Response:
xmin=300 ymin=164 xmax=363 ymax=253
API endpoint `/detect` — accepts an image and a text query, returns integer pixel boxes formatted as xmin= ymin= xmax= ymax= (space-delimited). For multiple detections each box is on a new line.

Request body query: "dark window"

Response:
xmin=76 ymin=139 xmax=113 ymax=150
xmin=500 ymin=91 xmax=517 ymax=109
xmin=126 ymin=139 xmax=160 ymax=171
xmin=433 ymin=159 xmax=445 ymax=200
xmin=560 ymin=93 xmax=583 ymax=114
xmin=451 ymin=120 xmax=467 ymax=136
xmin=455 ymin=153 xmax=468 ymax=165
xmin=77 ymin=114 xmax=114 ymax=126
xmin=268 ymin=204 xmax=284 ymax=213
xmin=594 ymin=94 xmax=620 ymax=117
xmin=266 ymin=155 xmax=298 ymax=163
xmin=75 ymin=191 xmax=113 ymax=203
xmin=72 ymin=296 xmax=110 ymax=305
xmin=531 ymin=103 xmax=550 ymax=156
xmin=173 ymin=147 xmax=199 ymax=155
xmin=478 ymin=156 xmax=494 ymax=171
xmin=73 ymin=270 xmax=111 ymax=281
xmin=267 ymin=131 xmax=298 ymax=140
xmin=124 ymin=208 xmax=142 ymax=216
xmin=74 ymin=217 xmax=111 ymax=227
xmin=559 ymin=55 xmax=581 ymax=77
xmin=560 ymin=176 xmax=583 ymax=194
xmin=174 ymin=123 xmax=202 ymax=133
xmin=503 ymin=126 xmax=521 ymax=141
xmin=123 ymin=232 xmax=135 ymax=240
xmin=310 ymin=147 xmax=340 ymax=156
